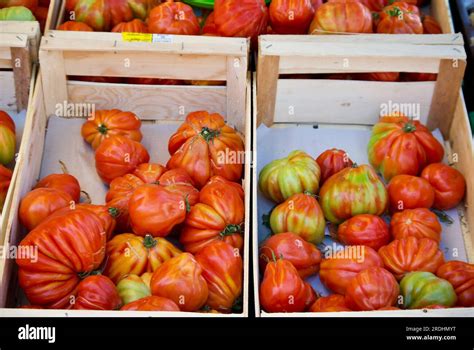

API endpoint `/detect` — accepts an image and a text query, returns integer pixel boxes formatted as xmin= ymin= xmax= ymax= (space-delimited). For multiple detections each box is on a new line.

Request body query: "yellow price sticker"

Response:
xmin=122 ymin=32 xmax=153 ymax=42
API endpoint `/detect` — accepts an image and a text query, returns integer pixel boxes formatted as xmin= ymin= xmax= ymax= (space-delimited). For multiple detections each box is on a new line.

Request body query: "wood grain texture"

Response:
xmin=11 ymin=47 xmax=32 ymax=111
xmin=226 ymin=56 xmax=248 ymax=133
xmin=256 ymin=54 xmax=279 ymax=127
xmin=39 ymin=50 xmax=68 ymax=116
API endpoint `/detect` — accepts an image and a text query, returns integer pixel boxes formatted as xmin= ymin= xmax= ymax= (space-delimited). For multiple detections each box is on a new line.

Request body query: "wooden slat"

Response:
xmin=273 ymin=79 xmax=435 ymax=125
xmin=39 ymin=50 xmax=68 ymax=116
xmin=61 ymin=51 xmax=227 ymax=81
xmin=427 ymin=59 xmax=467 ymax=136
xmin=432 ymin=0 xmax=455 ymax=34
xmin=0 ymin=57 xmax=12 ymax=69
xmin=0 ymin=22 xmax=40 ymax=63
xmin=67 ymin=81 xmax=227 ymax=120
xmin=0 ymin=33 xmax=29 ymax=49
xmin=226 ymin=55 xmax=248 ymax=133
xmin=0 ymin=71 xmax=17 ymax=110
xmin=11 ymin=47 xmax=32 ymax=111
xmin=256 ymin=55 xmax=279 ymax=126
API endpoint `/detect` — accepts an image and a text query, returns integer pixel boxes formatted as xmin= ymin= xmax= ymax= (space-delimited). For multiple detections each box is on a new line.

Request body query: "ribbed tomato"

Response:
xmin=0 ymin=110 xmax=16 ymax=165
xmin=421 ymin=163 xmax=466 ymax=210
xmin=103 ymin=233 xmax=181 ymax=284
xmin=111 ymin=18 xmax=148 ymax=32
xmin=259 ymin=232 xmax=321 ymax=279
xmin=57 ymin=20 xmax=94 ymax=31
xmin=376 ymin=2 xmax=422 ymax=34
xmin=81 ymin=110 xmax=142 ymax=150
xmin=95 ymin=135 xmax=149 ymax=184
xmin=116 ymin=274 xmax=151 ymax=305
xmin=345 ymin=267 xmax=399 ymax=311
xmin=319 ymin=164 xmax=388 ymax=224
xmin=202 ymin=11 xmax=218 ymax=35
xmin=319 ymin=245 xmax=383 ymax=295
xmin=269 ymin=0 xmax=315 ymax=34
xmin=180 ymin=176 xmax=244 ymax=254
xmin=167 ymin=111 xmax=244 ymax=189
xmin=309 ymin=294 xmax=351 ymax=312
xmin=260 ymin=259 xmax=316 ymax=313
xmin=259 ymin=150 xmax=321 ymax=203
xmin=422 ymin=15 xmax=442 ymax=34
xmin=155 ymin=168 xmax=199 ymax=206
xmin=0 ymin=165 xmax=12 ymax=211
xmin=378 ymin=237 xmax=445 ymax=280
xmin=387 ymin=175 xmax=435 ymax=213
xmin=436 ymin=261 xmax=474 ymax=307
xmin=357 ymin=0 xmax=388 ymax=11
xmin=336 ymin=214 xmax=390 ymax=250
xmin=316 ymin=148 xmax=353 ymax=184
xmin=19 ymin=188 xmax=73 ymax=231
xmin=148 ymin=0 xmax=200 ymax=35
xmin=195 ymin=241 xmax=242 ymax=313
xmin=129 ymin=184 xmax=187 ymax=237
xmin=73 ymin=275 xmax=121 ymax=310
xmin=368 ymin=115 xmax=444 ymax=181
xmin=390 ymin=208 xmax=442 ymax=242
xmin=0 ymin=0 xmax=38 ymax=11
xmin=151 ymin=253 xmax=209 ymax=311
xmin=34 ymin=169 xmax=81 ymax=203
xmin=16 ymin=208 xmax=106 ymax=308
xmin=133 ymin=163 xmax=166 ymax=183
xmin=309 ymin=1 xmax=373 ymax=34
xmin=213 ymin=0 xmax=268 ymax=46
xmin=121 ymin=296 xmax=180 ymax=311
xmin=269 ymin=193 xmax=325 ymax=244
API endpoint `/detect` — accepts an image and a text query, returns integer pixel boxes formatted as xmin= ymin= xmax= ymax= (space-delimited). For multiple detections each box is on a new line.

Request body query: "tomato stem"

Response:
xmin=431 ymin=208 xmax=454 ymax=225
xmin=108 ymin=207 xmax=120 ymax=218
xmin=97 ymin=124 xmax=108 ymax=135
xmin=143 ymin=234 xmax=158 ymax=249
xmin=220 ymin=223 xmax=243 ymax=237
xmin=403 ymin=122 xmax=417 ymax=133
xmin=185 ymin=195 xmax=191 ymax=213
xmin=200 ymin=127 xmax=220 ymax=142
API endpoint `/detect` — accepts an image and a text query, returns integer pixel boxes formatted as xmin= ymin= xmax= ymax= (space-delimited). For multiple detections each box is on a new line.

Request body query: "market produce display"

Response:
xmin=258 ymin=114 xmax=473 ymax=313
xmin=15 ymin=109 xmax=246 ymax=313
xmin=0 ymin=0 xmax=50 ymax=30
xmin=0 ymin=110 xmax=16 ymax=213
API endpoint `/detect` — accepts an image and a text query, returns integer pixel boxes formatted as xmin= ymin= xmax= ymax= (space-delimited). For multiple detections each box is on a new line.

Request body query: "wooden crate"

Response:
xmin=0 ymin=34 xmax=251 ymax=316
xmin=253 ymin=33 xmax=474 ymax=317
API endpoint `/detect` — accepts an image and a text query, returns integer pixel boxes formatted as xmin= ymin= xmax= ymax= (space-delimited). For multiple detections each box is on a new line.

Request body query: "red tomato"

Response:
xmin=259 ymin=232 xmax=321 ymax=279
xmin=195 ymin=241 xmax=243 ymax=313
xmin=320 ymin=245 xmax=383 ymax=295
xmin=95 ymin=135 xmax=149 ymax=184
xmin=180 ymin=176 xmax=245 ymax=254
xmin=111 ymin=18 xmax=148 ymax=33
xmin=357 ymin=0 xmax=388 ymax=11
xmin=269 ymin=0 xmax=315 ymax=34
xmin=0 ymin=0 xmax=38 ymax=11
xmin=376 ymin=2 xmax=422 ymax=34
xmin=378 ymin=237 xmax=445 ymax=280
xmin=337 ymin=214 xmax=390 ymax=250
xmin=309 ymin=294 xmax=351 ymax=312
xmin=316 ymin=148 xmax=353 ymax=184
xmin=358 ymin=72 xmax=400 ymax=82
xmin=148 ymin=0 xmax=200 ymax=35
xmin=57 ymin=21 xmax=94 ymax=31
xmin=0 ymin=165 xmax=12 ymax=211
xmin=421 ymin=163 xmax=466 ymax=210
xmin=390 ymin=208 xmax=442 ymax=242
xmin=260 ymin=259 xmax=316 ymax=313
xmin=437 ymin=261 xmax=474 ymax=307
xmin=150 ymin=253 xmax=209 ymax=312
xmin=81 ymin=110 xmax=142 ymax=150
xmin=73 ymin=275 xmax=121 ymax=310
xmin=155 ymin=168 xmax=199 ymax=206
xmin=34 ymin=171 xmax=81 ymax=203
xmin=422 ymin=15 xmax=442 ymax=34
xmin=345 ymin=267 xmax=399 ymax=311
xmin=129 ymin=184 xmax=187 ymax=237
xmin=202 ymin=11 xmax=218 ymax=35
xmin=133 ymin=163 xmax=166 ymax=184
xmin=402 ymin=72 xmax=437 ymax=81
xmin=0 ymin=110 xmax=16 ymax=165
xmin=19 ymin=188 xmax=73 ymax=231
xmin=16 ymin=208 xmax=106 ymax=308
xmin=167 ymin=111 xmax=244 ymax=189
xmin=120 ymin=296 xmax=180 ymax=311
xmin=387 ymin=175 xmax=435 ymax=213
xmin=103 ymin=233 xmax=182 ymax=284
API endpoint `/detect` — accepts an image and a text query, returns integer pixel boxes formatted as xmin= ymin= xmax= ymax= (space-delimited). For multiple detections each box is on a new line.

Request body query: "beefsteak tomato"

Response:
xmin=95 ymin=135 xmax=149 ymax=184
xmin=378 ymin=237 xmax=444 ymax=280
xmin=148 ymin=0 xmax=199 ymax=35
xmin=390 ymin=208 xmax=442 ymax=242
xmin=34 ymin=169 xmax=81 ymax=203
xmin=73 ymin=275 xmax=121 ymax=310
xmin=269 ymin=192 xmax=325 ymax=244
xmin=0 ymin=110 xmax=16 ymax=165
xmin=111 ymin=18 xmax=148 ymax=32
xmin=150 ymin=253 xmax=208 ymax=312
xmin=376 ymin=2 xmax=422 ymax=34
xmin=57 ymin=20 xmax=94 ymax=31
xmin=420 ymin=163 xmax=466 ymax=210
xmin=121 ymin=296 xmax=180 ymax=311
xmin=345 ymin=267 xmax=399 ymax=311
xmin=436 ymin=261 xmax=474 ymax=307
xmin=81 ymin=109 xmax=142 ymax=150
xmin=116 ymin=274 xmax=151 ymax=305
xmin=180 ymin=176 xmax=244 ymax=254
xmin=167 ymin=111 xmax=244 ymax=189
xmin=336 ymin=214 xmax=390 ymax=250
xmin=132 ymin=162 xmax=166 ymax=183
xmin=0 ymin=165 xmax=12 ymax=211
xmin=259 ymin=150 xmax=321 ymax=203
xmin=319 ymin=245 xmax=383 ymax=295
xmin=387 ymin=175 xmax=435 ymax=213
xmin=368 ymin=115 xmax=444 ymax=181
xmin=422 ymin=15 xmax=442 ymax=34
xmin=259 ymin=232 xmax=321 ymax=279
xmin=319 ymin=164 xmax=388 ymax=224
xmin=104 ymin=233 xmax=182 ymax=284
xmin=260 ymin=259 xmax=316 ymax=313
xmin=309 ymin=294 xmax=351 ymax=312
xmin=269 ymin=0 xmax=315 ymax=34
xmin=316 ymin=148 xmax=353 ymax=184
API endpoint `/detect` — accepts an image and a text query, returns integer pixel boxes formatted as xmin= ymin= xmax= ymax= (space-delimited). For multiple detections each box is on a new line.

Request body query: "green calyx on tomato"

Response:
xmin=143 ymin=234 xmax=157 ymax=249
xmin=97 ymin=124 xmax=108 ymax=135
xmin=220 ymin=223 xmax=243 ymax=237
xmin=200 ymin=127 xmax=220 ymax=142
xmin=403 ymin=122 xmax=417 ymax=133
xmin=78 ymin=269 xmax=102 ymax=280
xmin=108 ymin=207 xmax=120 ymax=218
xmin=431 ymin=208 xmax=454 ymax=225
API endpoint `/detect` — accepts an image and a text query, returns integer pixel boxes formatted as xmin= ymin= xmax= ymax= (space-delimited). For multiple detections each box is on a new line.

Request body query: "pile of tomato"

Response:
xmin=258 ymin=114 xmax=474 ymax=313
xmin=0 ymin=111 xmax=16 ymax=213
xmin=16 ymin=109 xmax=245 ymax=313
